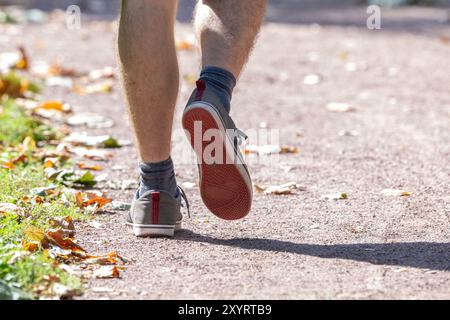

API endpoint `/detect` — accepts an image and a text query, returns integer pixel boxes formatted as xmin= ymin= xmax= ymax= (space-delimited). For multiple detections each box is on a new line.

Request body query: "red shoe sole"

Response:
xmin=182 ymin=105 xmax=252 ymax=220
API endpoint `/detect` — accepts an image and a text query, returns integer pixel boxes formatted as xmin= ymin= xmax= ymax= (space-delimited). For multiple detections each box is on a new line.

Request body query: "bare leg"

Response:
xmin=194 ymin=0 xmax=267 ymax=78
xmin=118 ymin=0 xmax=179 ymax=163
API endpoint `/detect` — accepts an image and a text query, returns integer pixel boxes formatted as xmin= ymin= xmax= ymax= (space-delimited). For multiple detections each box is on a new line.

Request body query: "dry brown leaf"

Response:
xmin=22 ymin=240 xmax=40 ymax=252
xmin=46 ymin=228 xmax=86 ymax=255
xmin=48 ymin=216 xmax=75 ymax=238
xmin=75 ymin=191 xmax=112 ymax=211
xmin=84 ymin=252 xmax=121 ymax=265
xmin=48 ymin=62 xmax=82 ymax=77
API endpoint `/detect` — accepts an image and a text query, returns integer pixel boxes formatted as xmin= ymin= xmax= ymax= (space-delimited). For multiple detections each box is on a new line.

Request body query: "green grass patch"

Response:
xmin=0 ymin=161 xmax=88 ymax=299
xmin=0 ymin=98 xmax=56 ymax=147
xmin=0 ymin=91 xmax=91 ymax=299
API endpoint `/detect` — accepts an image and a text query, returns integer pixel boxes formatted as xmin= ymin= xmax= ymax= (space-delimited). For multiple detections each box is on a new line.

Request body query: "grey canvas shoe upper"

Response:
xmin=127 ymin=187 xmax=189 ymax=237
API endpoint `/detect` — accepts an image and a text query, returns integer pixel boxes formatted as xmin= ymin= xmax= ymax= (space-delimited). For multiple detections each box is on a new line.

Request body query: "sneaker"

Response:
xmin=182 ymin=79 xmax=252 ymax=220
xmin=126 ymin=187 xmax=189 ymax=237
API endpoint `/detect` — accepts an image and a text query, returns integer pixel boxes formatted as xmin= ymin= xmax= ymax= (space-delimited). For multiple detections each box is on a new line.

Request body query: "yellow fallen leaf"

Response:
xmin=15 ymin=47 xmax=29 ymax=70
xmin=21 ymin=136 xmax=36 ymax=153
xmin=74 ymin=81 xmax=113 ymax=95
xmin=34 ymin=101 xmax=71 ymax=113
xmin=24 ymin=225 xmax=46 ymax=242
xmin=176 ymin=40 xmax=195 ymax=51
xmin=22 ymin=240 xmax=40 ymax=252
xmin=77 ymin=162 xmax=104 ymax=171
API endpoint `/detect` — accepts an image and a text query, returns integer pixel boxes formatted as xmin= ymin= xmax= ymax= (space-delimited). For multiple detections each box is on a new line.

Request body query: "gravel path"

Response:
xmin=1 ymin=2 xmax=449 ymax=299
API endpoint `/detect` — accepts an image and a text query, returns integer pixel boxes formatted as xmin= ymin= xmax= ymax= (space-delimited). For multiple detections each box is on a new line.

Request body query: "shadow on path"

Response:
xmin=176 ymin=230 xmax=450 ymax=272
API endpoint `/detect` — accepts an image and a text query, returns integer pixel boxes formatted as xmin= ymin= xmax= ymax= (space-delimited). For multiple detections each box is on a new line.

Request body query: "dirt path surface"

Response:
xmin=2 ymin=2 xmax=450 ymax=299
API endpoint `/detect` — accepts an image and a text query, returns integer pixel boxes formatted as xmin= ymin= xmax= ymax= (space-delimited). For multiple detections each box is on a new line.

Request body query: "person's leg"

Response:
xmin=193 ymin=0 xmax=267 ymax=114
xmin=119 ymin=0 xmax=188 ymax=237
xmin=182 ymin=0 xmax=267 ymax=220
xmin=118 ymin=0 xmax=179 ymax=197
xmin=195 ymin=0 xmax=267 ymax=78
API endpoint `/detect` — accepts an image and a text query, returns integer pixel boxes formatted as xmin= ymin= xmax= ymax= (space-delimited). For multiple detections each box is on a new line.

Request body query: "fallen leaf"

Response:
xmin=16 ymin=46 xmax=29 ymax=70
xmin=75 ymin=191 xmax=112 ymax=212
xmin=303 ymin=74 xmax=321 ymax=85
xmin=93 ymin=266 xmax=120 ymax=279
xmin=321 ymin=193 xmax=348 ymax=200
xmin=280 ymin=146 xmax=300 ymax=154
xmin=243 ymin=145 xmax=299 ymax=155
xmin=381 ymin=189 xmax=411 ymax=197
xmin=181 ymin=181 xmax=196 ymax=189
xmin=73 ymin=171 xmax=97 ymax=187
xmin=48 ymin=216 xmax=75 ymax=238
xmin=1 ymin=161 xmax=15 ymax=170
xmin=46 ymin=228 xmax=86 ymax=255
xmin=24 ymin=225 xmax=46 ymax=242
xmin=34 ymin=100 xmax=71 ymax=113
xmin=87 ymin=66 xmax=115 ymax=81
xmin=70 ymin=147 xmax=113 ymax=161
xmin=74 ymin=81 xmax=113 ymax=95
xmin=88 ymin=221 xmax=102 ymax=229
xmin=22 ymin=240 xmax=40 ymax=252
xmin=45 ymin=76 xmax=73 ymax=88
xmin=21 ymin=136 xmax=36 ymax=153
xmin=106 ymin=201 xmax=131 ymax=211
xmin=51 ymin=283 xmax=80 ymax=299
xmin=84 ymin=252 xmax=122 ymax=265
xmin=47 ymin=62 xmax=82 ymax=77
xmin=77 ymin=162 xmax=103 ymax=171
xmin=326 ymin=102 xmax=355 ymax=113
xmin=255 ymin=182 xmax=306 ymax=195
xmin=66 ymin=113 xmax=114 ymax=128
xmin=64 ymin=133 xmax=122 ymax=148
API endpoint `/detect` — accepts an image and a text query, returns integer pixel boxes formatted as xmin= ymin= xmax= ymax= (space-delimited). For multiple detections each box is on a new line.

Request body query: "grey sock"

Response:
xmin=138 ymin=157 xmax=178 ymax=198
xmin=199 ymin=66 xmax=236 ymax=114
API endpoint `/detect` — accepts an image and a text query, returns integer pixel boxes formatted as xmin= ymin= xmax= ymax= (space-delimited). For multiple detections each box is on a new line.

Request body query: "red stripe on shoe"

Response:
xmin=195 ymin=79 xmax=206 ymax=100
xmin=151 ymin=192 xmax=160 ymax=225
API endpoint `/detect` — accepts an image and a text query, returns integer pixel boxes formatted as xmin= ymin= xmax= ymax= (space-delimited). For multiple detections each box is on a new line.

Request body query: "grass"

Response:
xmin=0 ymin=97 xmax=89 ymax=299
xmin=0 ymin=98 xmax=56 ymax=146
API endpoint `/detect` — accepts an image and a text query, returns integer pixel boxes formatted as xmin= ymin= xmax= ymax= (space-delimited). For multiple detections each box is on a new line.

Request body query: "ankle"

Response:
xmin=199 ymin=66 xmax=236 ymax=114
xmin=138 ymin=157 xmax=178 ymax=197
